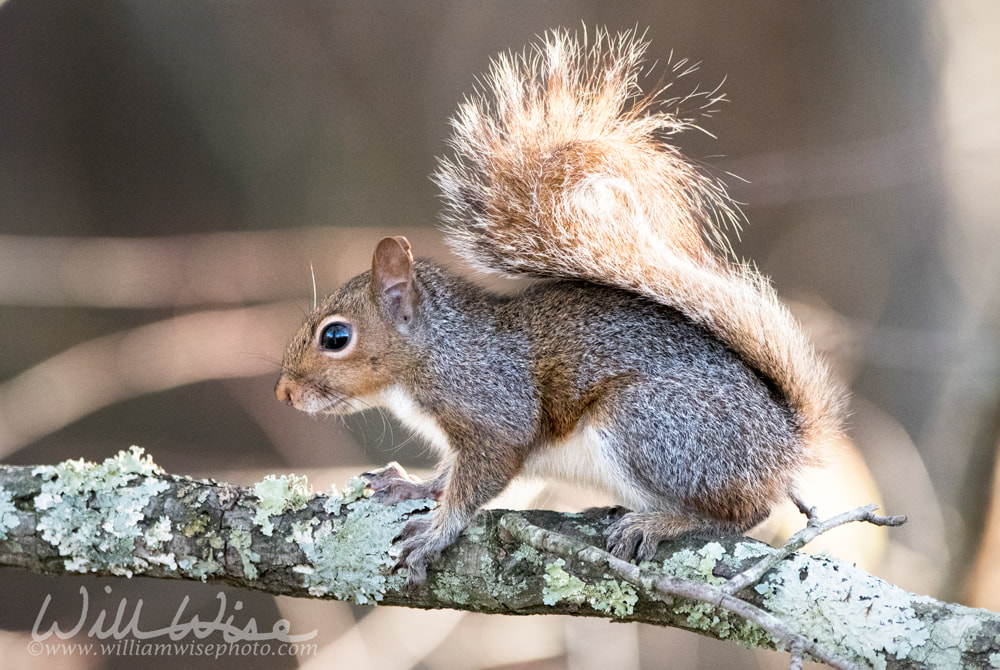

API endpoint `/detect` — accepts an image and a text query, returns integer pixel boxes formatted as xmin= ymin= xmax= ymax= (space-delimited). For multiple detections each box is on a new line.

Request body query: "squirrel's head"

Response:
xmin=275 ymin=236 xmax=418 ymax=415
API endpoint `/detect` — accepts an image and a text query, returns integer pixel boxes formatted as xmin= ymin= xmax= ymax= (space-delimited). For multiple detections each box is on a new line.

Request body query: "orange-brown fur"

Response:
xmin=436 ymin=28 xmax=845 ymax=458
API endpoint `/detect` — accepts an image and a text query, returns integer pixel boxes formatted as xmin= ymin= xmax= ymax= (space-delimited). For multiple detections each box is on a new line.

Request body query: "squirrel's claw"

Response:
xmin=392 ymin=515 xmax=432 ymax=544
xmin=580 ymin=504 xmax=630 ymax=520
xmin=362 ymin=461 xmax=416 ymax=485
xmin=605 ymin=518 xmax=644 ymax=561
xmin=363 ymin=462 xmax=441 ymax=505
xmin=371 ymin=485 xmax=431 ymax=505
xmin=606 ymin=512 xmax=680 ymax=562
xmin=391 ymin=546 xmax=429 ymax=585
xmin=391 ymin=517 xmax=441 ymax=586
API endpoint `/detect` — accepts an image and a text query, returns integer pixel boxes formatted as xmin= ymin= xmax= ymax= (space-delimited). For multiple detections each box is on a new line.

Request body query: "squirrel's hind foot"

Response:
xmin=605 ymin=511 xmax=713 ymax=562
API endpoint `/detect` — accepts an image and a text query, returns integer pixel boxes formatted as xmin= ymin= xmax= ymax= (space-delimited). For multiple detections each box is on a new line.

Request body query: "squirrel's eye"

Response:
xmin=319 ymin=322 xmax=352 ymax=351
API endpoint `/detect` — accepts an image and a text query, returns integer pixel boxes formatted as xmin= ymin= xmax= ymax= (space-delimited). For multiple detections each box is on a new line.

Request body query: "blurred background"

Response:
xmin=1 ymin=1 xmax=998 ymax=668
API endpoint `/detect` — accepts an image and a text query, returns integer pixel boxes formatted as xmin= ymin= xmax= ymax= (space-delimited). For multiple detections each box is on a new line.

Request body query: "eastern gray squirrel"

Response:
xmin=275 ymin=29 xmax=844 ymax=585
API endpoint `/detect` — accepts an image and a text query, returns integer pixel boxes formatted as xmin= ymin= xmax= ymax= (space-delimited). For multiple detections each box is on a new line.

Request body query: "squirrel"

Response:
xmin=275 ymin=28 xmax=845 ymax=585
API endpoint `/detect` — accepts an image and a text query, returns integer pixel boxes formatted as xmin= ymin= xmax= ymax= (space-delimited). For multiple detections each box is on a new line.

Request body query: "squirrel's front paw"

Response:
xmin=391 ymin=517 xmax=452 ymax=586
xmin=362 ymin=462 xmax=441 ymax=504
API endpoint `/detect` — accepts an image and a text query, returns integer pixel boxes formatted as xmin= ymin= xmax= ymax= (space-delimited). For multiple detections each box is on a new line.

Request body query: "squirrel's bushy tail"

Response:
xmin=434 ymin=28 xmax=845 ymax=454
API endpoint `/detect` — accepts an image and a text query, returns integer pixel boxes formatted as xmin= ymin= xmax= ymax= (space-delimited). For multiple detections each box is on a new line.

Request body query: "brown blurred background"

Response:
xmin=1 ymin=1 xmax=998 ymax=668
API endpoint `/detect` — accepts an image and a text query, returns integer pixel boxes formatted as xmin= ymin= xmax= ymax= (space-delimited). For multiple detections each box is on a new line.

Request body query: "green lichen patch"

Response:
xmin=175 ymin=526 xmax=225 ymax=582
xmin=421 ymin=516 xmax=506 ymax=606
xmin=247 ymin=474 xmax=313 ymax=536
xmin=138 ymin=516 xmax=176 ymax=570
xmin=177 ymin=553 xmax=222 ymax=581
xmin=290 ymin=495 xmax=432 ymax=603
xmin=31 ymin=446 xmax=170 ymax=577
xmin=542 ymin=559 xmax=587 ymax=606
xmin=657 ymin=542 xmax=775 ymax=646
xmin=144 ymin=517 xmax=173 ymax=546
xmin=759 ymin=552 xmax=931 ymax=669
xmin=510 ymin=543 xmax=542 ymax=566
xmin=182 ymin=513 xmax=211 ymax=537
xmin=732 ymin=540 xmax=772 ymax=562
xmin=666 ymin=542 xmax=728 ymax=585
xmin=0 ymin=485 xmax=19 ymax=540
xmin=322 ymin=476 xmax=370 ymax=516
xmin=230 ymin=528 xmax=260 ymax=580
xmin=542 ymin=558 xmax=638 ymax=618
xmin=917 ymin=613 xmax=983 ymax=668
xmin=587 ymin=577 xmax=639 ymax=617
xmin=672 ymin=598 xmax=774 ymax=648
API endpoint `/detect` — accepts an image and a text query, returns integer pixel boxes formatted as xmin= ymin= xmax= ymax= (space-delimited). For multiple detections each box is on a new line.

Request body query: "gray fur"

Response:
xmin=307 ymin=260 xmax=803 ymax=568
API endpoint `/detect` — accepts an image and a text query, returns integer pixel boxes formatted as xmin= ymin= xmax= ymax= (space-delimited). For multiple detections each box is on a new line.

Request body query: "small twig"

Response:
xmin=791 ymin=491 xmax=818 ymax=521
xmin=500 ymin=514 xmax=862 ymax=670
xmin=723 ymin=502 xmax=907 ymax=596
xmin=790 ymin=641 xmax=805 ymax=670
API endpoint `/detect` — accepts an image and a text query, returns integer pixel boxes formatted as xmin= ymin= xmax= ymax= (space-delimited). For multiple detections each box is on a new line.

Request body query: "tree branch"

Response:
xmin=1 ymin=448 xmax=998 ymax=669
xmin=499 ymin=514 xmax=861 ymax=670
xmin=722 ymin=501 xmax=907 ymax=596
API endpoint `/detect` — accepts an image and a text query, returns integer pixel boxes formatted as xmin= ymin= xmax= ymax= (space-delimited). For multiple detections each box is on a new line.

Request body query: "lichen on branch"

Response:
xmin=0 ymin=448 xmax=998 ymax=670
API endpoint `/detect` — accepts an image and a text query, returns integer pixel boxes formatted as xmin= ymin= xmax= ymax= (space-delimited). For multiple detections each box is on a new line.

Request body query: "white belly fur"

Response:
xmin=375 ymin=386 xmax=452 ymax=457
xmin=522 ymin=424 xmax=650 ymax=511
xmin=376 ymin=386 xmax=648 ymax=510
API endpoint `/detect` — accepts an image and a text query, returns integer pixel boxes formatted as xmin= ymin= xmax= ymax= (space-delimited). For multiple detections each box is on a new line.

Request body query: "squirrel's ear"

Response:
xmin=372 ymin=236 xmax=415 ymax=330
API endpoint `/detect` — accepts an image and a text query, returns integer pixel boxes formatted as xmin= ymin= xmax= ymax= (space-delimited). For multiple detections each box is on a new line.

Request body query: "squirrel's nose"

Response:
xmin=275 ymin=377 xmax=296 ymax=406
